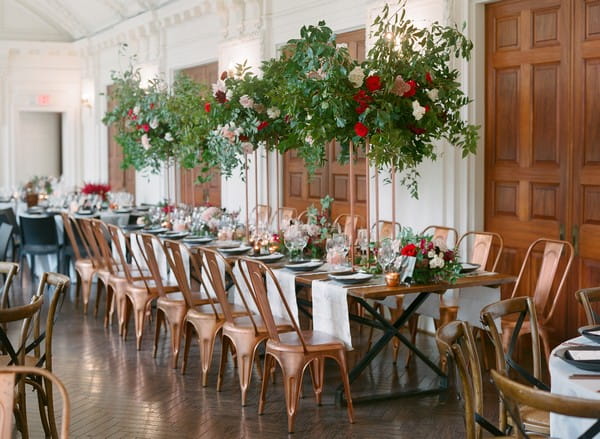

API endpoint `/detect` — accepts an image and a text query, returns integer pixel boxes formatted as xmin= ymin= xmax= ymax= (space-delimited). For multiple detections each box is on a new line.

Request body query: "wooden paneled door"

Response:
xmin=486 ymin=0 xmax=600 ymax=340
xmin=107 ymin=85 xmax=136 ymax=195
xmin=283 ymin=29 xmax=366 ymax=220
xmin=178 ymin=62 xmax=221 ymax=206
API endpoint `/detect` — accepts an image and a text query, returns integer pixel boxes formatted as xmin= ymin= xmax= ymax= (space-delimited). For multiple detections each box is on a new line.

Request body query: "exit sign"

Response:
xmin=36 ymin=94 xmax=50 ymax=106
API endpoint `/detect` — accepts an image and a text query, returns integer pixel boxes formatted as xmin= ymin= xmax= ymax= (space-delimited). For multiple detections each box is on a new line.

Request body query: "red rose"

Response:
xmin=425 ymin=105 xmax=430 ymax=113
xmin=425 ymin=72 xmax=433 ymax=83
xmin=409 ymin=125 xmax=426 ymax=135
xmin=365 ymin=75 xmax=382 ymax=92
xmin=444 ymin=250 xmax=454 ymax=261
xmin=127 ymin=108 xmax=133 ymax=117
xmin=149 ymin=103 xmax=155 ymax=110
xmin=401 ymin=243 xmax=417 ymax=257
xmin=403 ymin=80 xmax=417 ymax=97
xmin=355 ymin=104 xmax=368 ymax=114
xmin=239 ymin=135 xmax=249 ymax=142
xmin=353 ymin=90 xmax=372 ymax=104
xmin=141 ymin=124 xmax=150 ymax=132
xmin=215 ymin=90 xmax=227 ymax=104
xmin=131 ymin=114 xmax=138 ymax=121
xmin=257 ymin=120 xmax=269 ymax=131
xmin=354 ymin=122 xmax=368 ymax=137
xmin=204 ymin=102 xmax=211 ymax=113
xmin=220 ymin=71 xmax=228 ymax=80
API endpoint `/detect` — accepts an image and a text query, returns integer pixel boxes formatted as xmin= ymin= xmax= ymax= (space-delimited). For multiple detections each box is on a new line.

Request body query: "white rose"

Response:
xmin=150 ymin=118 xmax=159 ymax=129
xmin=267 ymin=107 xmax=280 ymax=119
xmin=212 ymin=79 xmax=226 ymax=95
xmin=429 ymin=255 xmax=445 ymax=269
xmin=348 ymin=66 xmax=365 ymax=88
xmin=427 ymin=88 xmax=439 ymax=101
xmin=226 ymin=89 xmax=233 ymax=101
xmin=305 ymin=135 xmax=314 ymax=145
xmin=427 ymin=249 xmax=436 ymax=259
xmin=165 ymin=132 xmax=173 ymax=142
xmin=141 ymin=134 xmax=151 ymax=150
xmin=133 ymin=105 xmax=140 ymax=115
xmin=412 ymin=100 xmax=426 ymax=121
xmin=239 ymin=94 xmax=254 ymax=109
xmin=241 ymin=142 xmax=254 ymax=154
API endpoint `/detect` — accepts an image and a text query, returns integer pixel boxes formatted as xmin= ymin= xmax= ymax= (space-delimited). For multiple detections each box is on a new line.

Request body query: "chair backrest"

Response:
xmin=32 ymin=272 xmax=70 ymax=372
xmin=0 ymin=365 xmax=70 ymax=438
xmin=0 ymin=208 xmax=18 ymax=231
xmin=297 ymin=210 xmax=308 ymax=223
xmin=0 ymin=262 xmax=18 ymax=310
xmin=456 ymin=231 xmax=504 ymax=272
xmin=251 ymin=204 xmax=271 ymax=227
xmin=480 ymin=296 xmax=544 ymax=431
xmin=135 ymin=233 xmax=169 ymax=297
xmin=76 ymin=218 xmax=102 ymax=269
xmin=193 ymin=247 xmax=236 ymax=322
xmin=0 ymin=223 xmax=13 ymax=262
xmin=491 ymin=369 xmax=600 ymax=439
xmin=60 ymin=213 xmax=86 ymax=261
xmin=91 ymin=220 xmax=121 ymax=276
xmin=421 ymin=225 xmax=459 ymax=247
xmin=576 ymin=287 xmax=600 ymax=326
xmin=19 ymin=215 xmax=59 ymax=247
xmin=510 ymin=238 xmax=574 ymax=322
xmin=237 ymin=258 xmax=306 ymax=349
xmin=436 ymin=321 xmax=486 ymax=439
xmin=270 ymin=207 xmax=297 ymax=231
xmin=371 ymin=221 xmax=401 ymax=240
xmin=0 ymin=294 xmax=44 ymax=368
xmin=333 ymin=214 xmax=364 ymax=237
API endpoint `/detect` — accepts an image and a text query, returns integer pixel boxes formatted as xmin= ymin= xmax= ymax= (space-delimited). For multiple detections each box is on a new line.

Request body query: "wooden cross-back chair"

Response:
xmin=0 ymin=366 xmax=70 ymax=439
xmin=508 ymin=238 xmax=574 ymax=361
xmin=575 ymin=287 xmax=600 ymax=326
xmin=239 ymin=257 xmax=354 ymax=433
xmin=492 ymin=369 xmax=600 ymax=439
xmin=481 ymin=297 xmax=549 ymax=436
xmin=0 ymin=262 xmax=18 ymax=311
xmin=436 ymin=321 xmax=512 ymax=439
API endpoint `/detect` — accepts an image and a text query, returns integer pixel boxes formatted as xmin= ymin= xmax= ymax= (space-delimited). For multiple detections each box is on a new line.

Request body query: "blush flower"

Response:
xmin=348 ymin=66 xmax=365 ymax=88
xmin=239 ymin=94 xmax=254 ymax=109
xmin=412 ymin=100 xmax=426 ymax=121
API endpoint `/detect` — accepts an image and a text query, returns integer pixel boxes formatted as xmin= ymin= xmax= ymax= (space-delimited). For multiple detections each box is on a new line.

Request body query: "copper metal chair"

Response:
xmin=270 ymin=207 xmax=297 ymax=231
xmin=0 ymin=366 xmax=70 ymax=439
xmin=0 ymin=262 xmax=18 ymax=310
xmin=250 ymin=204 xmax=272 ymax=228
xmin=481 ymin=297 xmax=549 ymax=436
xmin=137 ymin=234 xmax=206 ymax=368
xmin=507 ymin=238 xmax=574 ymax=362
xmin=76 ymin=218 xmax=110 ymax=314
xmin=436 ymin=320 xmax=513 ymax=439
xmin=240 ymin=257 xmax=354 ymax=433
xmin=491 ymin=369 xmax=600 ymax=439
xmin=202 ymin=250 xmax=293 ymax=405
xmin=371 ymin=220 xmax=401 ymax=240
xmin=0 ymin=294 xmax=43 ymax=438
xmin=61 ymin=213 xmax=97 ymax=315
xmin=575 ymin=287 xmax=600 ymax=325
xmin=162 ymin=241 xmax=243 ymax=385
xmin=333 ymin=213 xmax=364 ymax=237
xmin=421 ymin=225 xmax=459 ymax=247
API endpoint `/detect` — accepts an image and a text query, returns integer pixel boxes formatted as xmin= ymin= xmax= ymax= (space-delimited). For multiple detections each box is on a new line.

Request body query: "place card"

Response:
xmin=568 ymin=350 xmax=600 ymax=361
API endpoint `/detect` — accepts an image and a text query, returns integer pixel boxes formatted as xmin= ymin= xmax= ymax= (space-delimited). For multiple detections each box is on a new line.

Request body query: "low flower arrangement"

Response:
xmin=81 ymin=183 xmax=111 ymax=201
xmin=396 ymin=228 xmax=462 ymax=284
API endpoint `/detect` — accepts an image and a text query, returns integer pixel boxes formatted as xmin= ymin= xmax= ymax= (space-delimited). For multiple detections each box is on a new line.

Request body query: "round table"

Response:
xmin=549 ymin=336 xmax=600 ymax=438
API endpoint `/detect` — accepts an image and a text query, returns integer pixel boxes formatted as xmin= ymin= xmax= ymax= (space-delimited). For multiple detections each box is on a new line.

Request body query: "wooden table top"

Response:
xmin=294 ymin=272 xmax=517 ymax=300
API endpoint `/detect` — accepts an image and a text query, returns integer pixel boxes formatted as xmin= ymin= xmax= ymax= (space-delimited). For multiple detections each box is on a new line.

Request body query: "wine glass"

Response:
xmin=378 ymin=241 xmax=396 ymax=272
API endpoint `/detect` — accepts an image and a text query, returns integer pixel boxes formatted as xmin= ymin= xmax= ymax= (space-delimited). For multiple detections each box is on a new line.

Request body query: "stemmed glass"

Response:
xmin=357 ymin=229 xmax=369 ymax=263
xmin=333 ymin=233 xmax=350 ymax=267
xmin=378 ymin=239 xmax=396 ymax=272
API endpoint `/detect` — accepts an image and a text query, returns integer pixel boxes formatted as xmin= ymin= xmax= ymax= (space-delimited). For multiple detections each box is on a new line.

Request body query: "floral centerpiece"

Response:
xmin=81 ymin=183 xmax=111 ymax=201
xmin=395 ymin=228 xmax=462 ymax=284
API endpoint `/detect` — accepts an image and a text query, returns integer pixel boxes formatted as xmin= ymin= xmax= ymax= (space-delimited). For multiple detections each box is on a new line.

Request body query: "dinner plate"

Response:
xmin=114 ymin=208 xmax=132 ymax=214
xmin=284 ymin=261 xmax=324 ymax=272
xmin=554 ymin=346 xmax=600 ymax=372
xmin=328 ymin=272 xmax=374 ymax=285
xmin=122 ymin=224 xmax=144 ymax=231
xmin=135 ymin=205 xmax=151 ymax=212
xmin=76 ymin=209 xmax=94 ymax=216
xmin=579 ymin=325 xmax=600 ymax=344
xmin=218 ymin=245 xmax=252 ymax=255
xmin=144 ymin=226 xmax=168 ymax=235
xmin=249 ymin=252 xmax=285 ymax=263
xmin=158 ymin=231 xmax=189 ymax=240
xmin=183 ymin=236 xmax=214 ymax=245
xmin=460 ymin=262 xmax=481 ymax=274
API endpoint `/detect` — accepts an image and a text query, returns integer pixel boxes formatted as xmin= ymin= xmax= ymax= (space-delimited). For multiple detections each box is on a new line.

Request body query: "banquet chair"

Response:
xmin=76 ymin=218 xmax=109 ymax=314
xmin=333 ymin=213 xmax=364 ymax=237
xmin=436 ymin=321 xmax=513 ymax=439
xmin=0 ymin=207 xmax=19 ymax=261
xmin=204 ymin=251 xmax=292 ymax=405
xmin=0 ymin=366 xmax=70 ymax=439
xmin=507 ymin=238 xmax=574 ymax=362
xmin=371 ymin=220 xmax=401 ymax=240
xmin=575 ymin=287 xmax=600 ymax=325
xmin=111 ymin=228 xmax=178 ymax=349
xmin=0 ymin=294 xmax=43 ymax=438
xmin=0 ymin=223 xmax=13 ymax=262
xmin=137 ymin=234 xmax=206 ymax=369
xmin=60 ymin=212 xmax=89 ymax=274
xmin=297 ymin=210 xmax=308 ymax=223
xmin=491 ymin=370 xmax=600 ymax=439
xmin=250 ymin=204 xmax=271 ymax=228
xmin=240 ymin=258 xmax=354 ymax=433
xmin=270 ymin=207 xmax=297 ymax=231
xmin=19 ymin=215 xmax=62 ymax=280
xmin=481 ymin=297 xmax=549 ymax=435
xmin=0 ymin=262 xmax=18 ymax=311
xmin=162 ymin=241 xmax=242 ymax=384
xmin=421 ymin=225 xmax=459 ymax=247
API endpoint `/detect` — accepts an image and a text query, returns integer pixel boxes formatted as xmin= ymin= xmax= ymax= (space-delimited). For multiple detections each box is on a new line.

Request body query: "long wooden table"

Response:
xmin=294 ymin=271 xmax=517 ymax=403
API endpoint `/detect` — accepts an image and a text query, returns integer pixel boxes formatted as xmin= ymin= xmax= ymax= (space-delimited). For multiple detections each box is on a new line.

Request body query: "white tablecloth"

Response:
xmin=550 ymin=336 xmax=600 ymax=438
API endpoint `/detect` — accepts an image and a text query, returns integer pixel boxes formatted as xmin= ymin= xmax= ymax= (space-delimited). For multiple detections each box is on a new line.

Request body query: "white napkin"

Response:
xmin=312 ymin=280 xmax=353 ymax=349
xmin=267 ymin=269 xmax=299 ymax=325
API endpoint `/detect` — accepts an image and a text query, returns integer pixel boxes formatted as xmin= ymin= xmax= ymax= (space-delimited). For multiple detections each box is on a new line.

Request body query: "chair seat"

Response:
xmin=0 ymin=355 xmax=41 ymax=368
xmin=130 ymin=280 xmax=178 ymax=292
xmin=187 ymin=303 xmax=247 ymax=320
xmin=161 ymin=291 xmax=208 ymax=306
xmin=227 ymin=314 xmax=292 ymax=333
xmin=21 ymin=244 xmax=61 ymax=255
xmin=519 ymin=405 xmax=550 ymax=435
xmin=268 ymin=330 xmax=345 ymax=352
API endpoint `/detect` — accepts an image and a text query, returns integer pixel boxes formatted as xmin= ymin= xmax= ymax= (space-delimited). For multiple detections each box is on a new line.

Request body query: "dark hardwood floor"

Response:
xmin=11 ymin=271 xmax=501 ymax=438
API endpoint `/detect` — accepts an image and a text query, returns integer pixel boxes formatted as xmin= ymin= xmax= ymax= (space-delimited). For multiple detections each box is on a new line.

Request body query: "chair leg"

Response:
xmin=104 ymin=285 xmax=113 ymax=328
xmin=217 ymin=334 xmax=231 ymax=392
xmin=258 ymin=354 xmax=275 ymax=415
xmin=234 ymin=336 xmax=260 ymax=406
xmin=334 ymin=350 xmax=355 ymax=424
xmin=181 ymin=322 xmax=193 ymax=375
xmin=45 ymin=377 xmax=59 ymax=439
xmin=153 ymin=309 xmax=164 ymax=358
xmin=308 ymin=357 xmax=324 ymax=405
xmin=133 ymin=300 xmax=149 ymax=351
xmin=94 ymin=280 xmax=103 ymax=318
xmin=34 ymin=378 xmax=52 ymax=438
xmin=280 ymin=356 xmax=305 ymax=434
xmin=75 ymin=271 xmax=82 ymax=306
xmin=196 ymin=321 xmax=220 ymax=387
xmin=169 ymin=317 xmax=183 ymax=369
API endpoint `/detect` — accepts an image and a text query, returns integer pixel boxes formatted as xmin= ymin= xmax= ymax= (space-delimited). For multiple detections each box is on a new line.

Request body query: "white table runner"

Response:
xmin=312 ymin=279 xmax=353 ymax=349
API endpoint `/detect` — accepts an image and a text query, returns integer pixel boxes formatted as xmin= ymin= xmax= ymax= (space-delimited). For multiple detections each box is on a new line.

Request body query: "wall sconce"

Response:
xmin=81 ymin=94 xmax=92 ymax=108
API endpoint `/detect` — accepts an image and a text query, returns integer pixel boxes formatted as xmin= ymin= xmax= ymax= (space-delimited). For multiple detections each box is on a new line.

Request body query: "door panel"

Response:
xmin=107 ymin=85 xmax=136 ymax=196
xmin=178 ymin=62 xmax=221 ymax=206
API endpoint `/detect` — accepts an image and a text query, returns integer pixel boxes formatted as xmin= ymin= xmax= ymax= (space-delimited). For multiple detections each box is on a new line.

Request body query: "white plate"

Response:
xmin=460 ymin=262 xmax=481 ymax=274
xmin=284 ymin=261 xmax=324 ymax=272
xmin=183 ymin=236 xmax=214 ymax=244
xmin=328 ymin=272 xmax=374 ymax=284
xmin=158 ymin=231 xmax=189 ymax=240
xmin=219 ymin=245 xmax=252 ymax=255
xmin=250 ymin=252 xmax=285 ymax=262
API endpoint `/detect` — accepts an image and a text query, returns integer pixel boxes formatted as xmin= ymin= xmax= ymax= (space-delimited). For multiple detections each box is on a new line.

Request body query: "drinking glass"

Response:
xmin=378 ymin=241 xmax=396 ymax=272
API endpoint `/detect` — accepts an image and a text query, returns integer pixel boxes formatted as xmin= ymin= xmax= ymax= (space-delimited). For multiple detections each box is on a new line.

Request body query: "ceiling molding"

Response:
xmin=16 ymin=0 xmax=89 ymax=40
